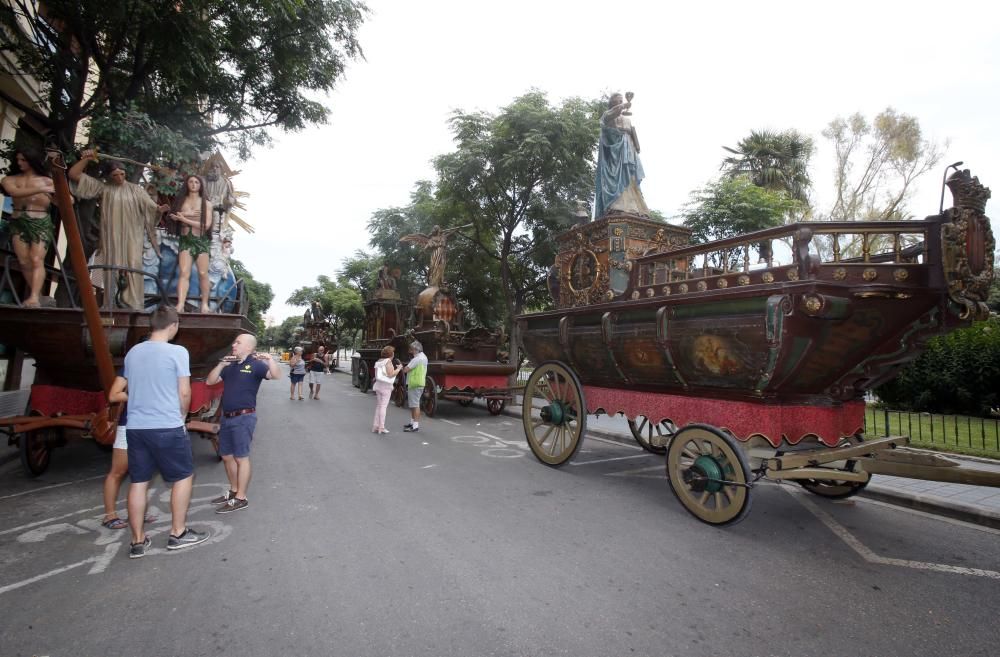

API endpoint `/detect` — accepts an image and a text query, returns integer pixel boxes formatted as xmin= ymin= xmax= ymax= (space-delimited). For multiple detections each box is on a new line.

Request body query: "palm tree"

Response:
xmin=722 ymin=130 xmax=814 ymax=203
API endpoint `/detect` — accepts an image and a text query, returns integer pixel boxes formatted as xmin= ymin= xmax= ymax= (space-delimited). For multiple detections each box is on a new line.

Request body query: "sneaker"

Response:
xmin=403 ymin=425 xmax=419 ymax=432
xmin=210 ymin=490 xmax=236 ymax=505
xmin=129 ymin=535 xmax=152 ymax=559
xmin=167 ymin=528 xmax=210 ymax=550
xmin=403 ymin=423 xmax=413 ymax=429
xmin=216 ymin=497 xmax=249 ymax=514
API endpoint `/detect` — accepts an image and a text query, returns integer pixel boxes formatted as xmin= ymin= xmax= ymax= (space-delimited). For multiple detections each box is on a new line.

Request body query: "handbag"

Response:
xmin=375 ymin=360 xmax=395 ymax=384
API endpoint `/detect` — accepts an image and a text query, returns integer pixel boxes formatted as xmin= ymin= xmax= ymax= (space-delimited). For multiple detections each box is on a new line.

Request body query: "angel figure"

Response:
xmin=399 ymin=224 xmax=471 ymax=288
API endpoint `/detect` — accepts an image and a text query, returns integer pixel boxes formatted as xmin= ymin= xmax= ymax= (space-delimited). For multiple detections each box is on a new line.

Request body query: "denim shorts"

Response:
xmin=290 ymin=372 xmax=305 ymax=384
xmin=126 ymin=427 xmax=193 ymax=483
xmin=219 ymin=412 xmax=256 ymax=458
xmin=407 ymin=386 xmax=424 ymax=409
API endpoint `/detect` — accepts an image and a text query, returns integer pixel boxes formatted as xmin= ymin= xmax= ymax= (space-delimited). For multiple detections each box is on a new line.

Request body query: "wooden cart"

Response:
xmin=516 ymin=168 xmax=1000 ymax=525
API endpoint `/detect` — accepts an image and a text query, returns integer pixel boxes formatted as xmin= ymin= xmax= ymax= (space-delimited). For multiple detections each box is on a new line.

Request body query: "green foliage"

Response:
xmin=263 ymin=315 xmax=305 ymax=352
xmin=821 ymin=108 xmax=943 ymax=221
xmin=432 ymin=91 xmax=604 ymax=355
xmin=875 ymin=318 xmax=1000 ymax=417
xmin=286 ymin=275 xmax=364 ymax=346
xmin=682 ymin=176 xmax=802 ymax=244
xmin=0 ymin=0 xmax=368 ymax=156
xmin=229 ymin=258 xmax=274 ymax=331
xmin=721 ymin=129 xmax=814 ymax=203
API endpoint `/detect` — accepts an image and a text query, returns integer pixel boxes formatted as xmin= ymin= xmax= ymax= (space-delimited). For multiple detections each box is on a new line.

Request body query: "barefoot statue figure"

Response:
xmin=399 ymin=224 xmax=472 ymax=288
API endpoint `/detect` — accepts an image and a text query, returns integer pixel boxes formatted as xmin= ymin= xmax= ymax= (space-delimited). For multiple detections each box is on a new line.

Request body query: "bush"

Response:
xmin=875 ymin=317 xmax=1000 ymax=416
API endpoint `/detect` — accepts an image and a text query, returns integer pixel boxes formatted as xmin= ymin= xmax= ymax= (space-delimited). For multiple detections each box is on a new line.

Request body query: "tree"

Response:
xmin=229 ymin=258 xmax=274 ymax=331
xmin=432 ymin=91 xmax=603 ymax=364
xmin=286 ymin=276 xmax=364 ymax=348
xmin=0 ymin=0 xmax=368 ymax=157
xmin=682 ymin=176 xmax=803 ymax=251
xmin=821 ymin=108 xmax=943 ymax=221
xmin=722 ymin=129 xmax=814 ymax=203
xmin=366 ymin=181 xmax=504 ymax=327
xmin=264 ymin=315 xmax=304 ymax=352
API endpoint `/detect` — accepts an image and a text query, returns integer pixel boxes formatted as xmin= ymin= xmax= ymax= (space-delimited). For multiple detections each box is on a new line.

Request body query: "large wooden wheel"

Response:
xmin=666 ymin=424 xmax=753 ymax=526
xmin=19 ymin=412 xmax=58 ymax=477
xmin=798 ymin=434 xmax=870 ymax=499
xmin=627 ymin=415 xmax=675 ymax=455
xmin=521 ymin=361 xmax=587 ymax=467
xmin=392 ymin=380 xmax=407 ymax=408
xmin=357 ymin=361 xmax=371 ymax=393
xmin=420 ymin=376 xmax=437 ymax=417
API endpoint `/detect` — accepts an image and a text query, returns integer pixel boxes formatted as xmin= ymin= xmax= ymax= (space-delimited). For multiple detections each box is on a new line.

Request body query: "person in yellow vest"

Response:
xmin=401 ymin=341 xmax=428 ymax=432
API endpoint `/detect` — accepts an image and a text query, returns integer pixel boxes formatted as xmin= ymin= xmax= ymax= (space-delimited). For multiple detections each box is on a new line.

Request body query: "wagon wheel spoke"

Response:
xmin=666 ymin=425 xmax=753 ymax=526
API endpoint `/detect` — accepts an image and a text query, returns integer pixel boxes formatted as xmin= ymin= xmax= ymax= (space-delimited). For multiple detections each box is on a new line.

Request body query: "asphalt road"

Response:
xmin=1 ymin=369 xmax=999 ymax=657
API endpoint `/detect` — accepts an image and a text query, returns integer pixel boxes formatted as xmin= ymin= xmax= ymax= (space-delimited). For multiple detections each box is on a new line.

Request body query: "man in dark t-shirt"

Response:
xmin=205 ymin=332 xmax=281 ymax=513
xmin=306 ymin=345 xmax=327 ymax=400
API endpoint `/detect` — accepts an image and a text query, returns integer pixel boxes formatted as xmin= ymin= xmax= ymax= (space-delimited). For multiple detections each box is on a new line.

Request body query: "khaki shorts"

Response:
xmin=307 ymin=370 xmax=324 ymax=385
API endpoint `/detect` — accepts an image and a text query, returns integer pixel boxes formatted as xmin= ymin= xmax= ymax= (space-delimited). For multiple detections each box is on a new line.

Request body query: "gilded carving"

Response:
xmin=803 ymin=296 xmax=822 ymax=313
xmin=786 ymin=268 xmax=799 ymax=281
xmin=832 ymin=268 xmax=847 ymax=281
xmin=893 ymin=268 xmax=909 ymax=282
xmin=631 ymin=290 xmax=640 ymax=300
xmin=717 ymin=278 xmax=728 ymax=289
xmin=678 ymin=283 xmax=689 ymax=293
xmin=941 ymin=170 xmax=995 ymax=320
xmin=696 ymin=281 xmax=707 ymax=292
xmin=862 ymin=268 xmax=877 ymax=281
xmin=662 ymin=286 xmax=671 ymax=295
xmin=762 ymin=272 xmax=774 ymax=284
xmin=737 ymin=275 xmax=750 ymax=286
xmin=646 ymin=287 xmax=655 ymax=297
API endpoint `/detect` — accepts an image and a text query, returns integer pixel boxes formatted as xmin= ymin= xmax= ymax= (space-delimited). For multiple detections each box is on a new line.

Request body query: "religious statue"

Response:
xmin=594 ymin=91 xmax=649 ymax=219
xmin=377 ymin=264 xmax=397 ymax=290
xmin=203 ymin=157 xmax=236 ymax=232
xmin=399 ymin=224 xmax=472 ymax=288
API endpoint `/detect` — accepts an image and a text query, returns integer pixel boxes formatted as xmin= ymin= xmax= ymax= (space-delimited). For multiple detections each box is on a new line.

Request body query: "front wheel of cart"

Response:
xmin=357 ymin=361 xmax=371 ymax=393
xmin=392 ymin=381 xmax=407 ymax=408
xmin=666 ymin=424 xmax=752 ymax=526
xmin=627 ymin=415 xmax=675 ymax=455
xmin=486 ymin=398 xmax=505 ymax=415
xmin=420 ymin=376 xmax=437 ymax=417
xmin=521 ymin=361 xmax=587 ymax=467
xmin=19 ymin=423 xmax=56 ymax=477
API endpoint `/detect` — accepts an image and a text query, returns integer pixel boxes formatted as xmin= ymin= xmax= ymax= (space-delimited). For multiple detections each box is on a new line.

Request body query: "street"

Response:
xmin=1 ymin=369 xmax=999 ymax=657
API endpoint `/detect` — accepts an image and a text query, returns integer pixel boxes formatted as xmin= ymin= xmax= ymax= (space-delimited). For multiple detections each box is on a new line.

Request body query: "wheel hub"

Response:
xmin=540 ymin=401 xmax=565 ymax=425
xmin=684 ymin=455 xmax=725 ymax=493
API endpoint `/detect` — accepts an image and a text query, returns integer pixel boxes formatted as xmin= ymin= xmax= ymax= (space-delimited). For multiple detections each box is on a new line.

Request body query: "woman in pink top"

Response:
xmin=371 ymin=345 xmax=400 ymax=434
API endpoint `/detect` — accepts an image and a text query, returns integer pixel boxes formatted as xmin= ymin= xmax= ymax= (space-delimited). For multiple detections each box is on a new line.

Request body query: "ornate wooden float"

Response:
xmin=516 ymin=168 xmax=998 ymax=525
xmin=0 ymin=152 xmax=253 ymax=475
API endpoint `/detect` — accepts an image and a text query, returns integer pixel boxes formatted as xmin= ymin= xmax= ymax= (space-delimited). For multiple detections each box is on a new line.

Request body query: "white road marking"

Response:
xmin=421 ymin=464 xmax=436 ymax=469
xmin=0 ymin=475 xmax=104 ymax=501
xmin=570 ymin=453 xmax=656 ymax=466
xmin=787 ymin=488 xmax=1000 ymax=579
xmin=0 ymin=484 xmax=235 ymax=596
xmin=440 ymin=419 xmax=461 ymax=426
xmin=585 ymin=434 xmax=644 ymax=450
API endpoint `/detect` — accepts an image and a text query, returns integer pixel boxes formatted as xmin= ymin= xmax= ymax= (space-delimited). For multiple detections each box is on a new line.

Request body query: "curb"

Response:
xmin=501 ymin=403 xmax=1000 ymax=529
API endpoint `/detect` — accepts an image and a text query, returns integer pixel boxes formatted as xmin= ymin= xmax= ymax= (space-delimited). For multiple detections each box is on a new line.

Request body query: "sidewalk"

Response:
xmin=505 ymin=401 xmax=1000 ymax=530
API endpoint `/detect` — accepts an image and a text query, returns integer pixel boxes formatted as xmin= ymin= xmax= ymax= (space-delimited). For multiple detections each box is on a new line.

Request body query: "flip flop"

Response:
xmin=101 ymin=517 xmax=128 ymax=530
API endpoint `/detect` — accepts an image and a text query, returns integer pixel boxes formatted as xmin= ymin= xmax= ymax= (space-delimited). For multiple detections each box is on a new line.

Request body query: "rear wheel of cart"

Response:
xmin=420 ymin=376 xmax=437 ymax=417
xmin=627 ymin=415 xmax=675 ymax=455
xmin=666 ymin=424 xmax=752 ymax=526
xmin=357 ymin=361 xmax=371 ymax=393
xmin=521 ymin=361 xmax=587 ymax=467
xmin=797 ymin=433 xmax=870 ymax=499
xmin=486 ymin=398 xmax=505 ymax=415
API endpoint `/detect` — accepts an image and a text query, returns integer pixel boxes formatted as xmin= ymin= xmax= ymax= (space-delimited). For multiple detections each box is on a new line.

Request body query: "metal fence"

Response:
xmin=864 ymin=407 xmax=1000 ymax=454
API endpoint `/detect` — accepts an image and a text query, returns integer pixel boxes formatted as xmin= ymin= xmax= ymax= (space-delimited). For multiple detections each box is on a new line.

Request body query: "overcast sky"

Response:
xmin=226 ymin=0 xmax=1000 ymax=325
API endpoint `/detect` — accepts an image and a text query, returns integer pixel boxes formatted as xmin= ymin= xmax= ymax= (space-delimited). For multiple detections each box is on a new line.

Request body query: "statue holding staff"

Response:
xmin=399 ymin=224 xmax=472 ymax=288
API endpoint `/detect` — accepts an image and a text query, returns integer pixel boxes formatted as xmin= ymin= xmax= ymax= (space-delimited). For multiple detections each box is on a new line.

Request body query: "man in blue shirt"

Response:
xmin=206 ymin=332 xmax=281 ymax=513
xmin=122 ymin=306 xmax=209 ymax=558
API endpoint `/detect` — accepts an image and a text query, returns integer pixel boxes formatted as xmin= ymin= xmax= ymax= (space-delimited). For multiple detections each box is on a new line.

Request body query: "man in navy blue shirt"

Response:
xmin=206 ymin=332 xmax=281 ymax=513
